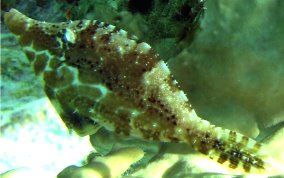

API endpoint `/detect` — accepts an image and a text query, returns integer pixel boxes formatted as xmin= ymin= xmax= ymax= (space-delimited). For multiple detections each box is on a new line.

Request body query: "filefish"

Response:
xmin=4 ymin=8 xmax=271 ymax=174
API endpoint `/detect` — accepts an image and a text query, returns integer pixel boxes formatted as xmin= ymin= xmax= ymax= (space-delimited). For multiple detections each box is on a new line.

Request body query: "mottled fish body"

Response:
xmin=5 ymin=9 xmax=270 ymax=174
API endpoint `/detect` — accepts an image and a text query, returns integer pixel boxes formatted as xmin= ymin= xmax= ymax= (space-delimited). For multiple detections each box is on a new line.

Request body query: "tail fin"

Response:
xmin=188 ymin=123 xmax=269 ymax=174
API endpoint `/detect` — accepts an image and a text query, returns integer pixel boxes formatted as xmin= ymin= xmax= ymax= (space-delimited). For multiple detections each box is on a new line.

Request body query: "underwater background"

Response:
xmin=1 ymin=0 xmax=284 ymax=177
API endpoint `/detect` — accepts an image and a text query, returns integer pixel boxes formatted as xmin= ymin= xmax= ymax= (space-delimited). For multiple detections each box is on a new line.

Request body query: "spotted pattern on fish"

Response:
xmin=4 ymin=9 xmax=270 ymax=174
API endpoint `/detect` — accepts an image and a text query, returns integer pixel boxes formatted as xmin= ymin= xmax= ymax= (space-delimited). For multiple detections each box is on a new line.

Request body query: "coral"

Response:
xmin=0 ymin=147 xmax=144 ymax=178
xmin=57 ymin=147 xmax=144 ymax=178
xmin=0 ymin=98 xmax=93 ymax=177
xmin=89 ymin=128 xmax=161 ymax=168
xmin=0 ymin=168 xmax=47 ymax=178
xmin=262 ymin=127 xmax=284 ymax=174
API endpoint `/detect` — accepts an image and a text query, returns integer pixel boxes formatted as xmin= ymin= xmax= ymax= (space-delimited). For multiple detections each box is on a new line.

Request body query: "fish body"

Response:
xmin=4 ymin=9 xmax=270 ymax=174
